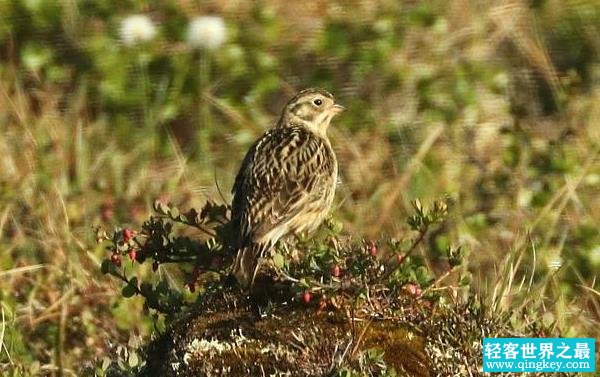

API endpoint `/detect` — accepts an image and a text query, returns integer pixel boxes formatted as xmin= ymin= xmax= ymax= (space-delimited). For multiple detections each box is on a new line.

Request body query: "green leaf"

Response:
xmin=140 ymin=282 xmax=153 ymax=296
xmin=22 ymin=43 xmax=53 ymax=72
xmin=101 ymin=357 xmax=111 ymax=371
xmin=154 ymin=315 xmax=166 ymax=333
xmin=100 ymin=259 xmax=112 ymax=274
xmin=117 ymin=358 xmax=127 ymax=371
xmin=272 ymin=253 xmax=285 ymax=269
xmin=128 ymin=351 xmax=139 ymax=367
xmin=155 ymin=201 xmax=170 ymax=215
xmin=156 ymin=280 xmax=169 ymax=294
xmin=122 ymin=283 xmax=137 ymax=298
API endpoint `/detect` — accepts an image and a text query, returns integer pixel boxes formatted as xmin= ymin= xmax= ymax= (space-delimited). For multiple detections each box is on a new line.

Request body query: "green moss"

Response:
xmin=139 ymin=289 xmax=428 ymax=377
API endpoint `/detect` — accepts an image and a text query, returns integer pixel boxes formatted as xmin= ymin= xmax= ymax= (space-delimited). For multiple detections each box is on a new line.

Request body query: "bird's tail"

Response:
xmin=232 ymin=243 xmax=267 ymax=289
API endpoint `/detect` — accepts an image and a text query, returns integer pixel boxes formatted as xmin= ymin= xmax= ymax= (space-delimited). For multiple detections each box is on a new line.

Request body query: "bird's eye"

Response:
xmin=313 ymin=98 xmax=322 ymax=106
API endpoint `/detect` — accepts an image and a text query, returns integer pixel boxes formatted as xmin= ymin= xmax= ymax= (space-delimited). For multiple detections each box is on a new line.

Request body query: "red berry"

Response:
xmin=404 ymin=283 xmax=422 ymax=297
xmin=396 ymin=253 xmax=405 ymax=264
xmin=331 ymin=265 xmax=341 ymax=278
xmin=122 ymin=228 xmax=133 ymax=242
xmin=187 ymin=282 xmax=195 ymax=293
xmin=128 ymin=249 xmax=137 ymax=261
xmin=111 ymin=253 xmax=121 ymax=267
xmin=152 ymin=261 xmax=159 ymax=272
xmin=302 ymin=291 xmax=312 ymax=304
xmin=367 ymin=241 xmax=377 ymax=256
xmin=318 ymin=299 xmax=328 ymax=311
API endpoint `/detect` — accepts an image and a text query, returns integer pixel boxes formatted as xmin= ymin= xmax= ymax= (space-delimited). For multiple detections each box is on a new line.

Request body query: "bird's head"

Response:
xmin=278 ymin=88 xmax=344 ymax=136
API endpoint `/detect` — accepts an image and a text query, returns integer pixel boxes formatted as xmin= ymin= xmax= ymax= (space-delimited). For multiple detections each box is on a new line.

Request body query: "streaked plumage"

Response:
xmin=231 ymin=88 xmax=344 ymax=288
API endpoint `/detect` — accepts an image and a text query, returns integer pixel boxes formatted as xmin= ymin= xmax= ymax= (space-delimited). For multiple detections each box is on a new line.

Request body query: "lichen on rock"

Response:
xmin=138 ymin=287 xmax=430 ymax=377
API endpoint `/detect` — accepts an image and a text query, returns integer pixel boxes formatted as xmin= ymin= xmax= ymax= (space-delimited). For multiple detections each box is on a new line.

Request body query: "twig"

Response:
xmin=0 ymin=306 xmax=12 ymax=364
xmin=349 ymin=318 xmax=373 ymax=361
xmin=214 ymin=169 xmax=228 ymax=205
xmin=188 ymin=223 xmax=217 ymax=238
xmin=278 ymin=270 xmax=337 ymax=291
xmin=109 ymin=268 xmax=178 ymax=314
xmin=380 ymin=225 xmax=428 ymax=281
xmin=420 ymin=266 xmax=456 ymax=297
xmin=159 ymin=214 xmax=217 ymax=238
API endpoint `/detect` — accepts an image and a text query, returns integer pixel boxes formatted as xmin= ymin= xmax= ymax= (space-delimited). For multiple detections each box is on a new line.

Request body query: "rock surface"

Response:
xmin=139 ymin=288 xmax=429 ymax=376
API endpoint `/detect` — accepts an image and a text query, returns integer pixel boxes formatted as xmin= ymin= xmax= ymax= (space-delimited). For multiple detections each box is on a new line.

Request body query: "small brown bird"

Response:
xmin=231 ymin=88 xmax=344 ymax=288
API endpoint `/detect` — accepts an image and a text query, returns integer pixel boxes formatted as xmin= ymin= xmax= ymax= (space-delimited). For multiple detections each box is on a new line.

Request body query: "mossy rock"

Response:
xmin=131 ymin=286 xmax=575 ymax=377
xmin=139 ymin=288 xmax=429 ymax=377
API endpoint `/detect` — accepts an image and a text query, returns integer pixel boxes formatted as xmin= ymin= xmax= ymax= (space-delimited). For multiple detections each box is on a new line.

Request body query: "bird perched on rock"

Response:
xmin=231 ymin=88 xmax=344 ymax=289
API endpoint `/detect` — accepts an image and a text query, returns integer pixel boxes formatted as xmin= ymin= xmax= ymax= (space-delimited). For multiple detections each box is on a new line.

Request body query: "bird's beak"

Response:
xmin=331 ymin=103 xmax=345 ymax=115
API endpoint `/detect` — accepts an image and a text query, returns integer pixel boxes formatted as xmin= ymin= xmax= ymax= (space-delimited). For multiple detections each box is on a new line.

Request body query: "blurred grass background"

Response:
xmin=1 ymin=0 xmax=599 ymax=375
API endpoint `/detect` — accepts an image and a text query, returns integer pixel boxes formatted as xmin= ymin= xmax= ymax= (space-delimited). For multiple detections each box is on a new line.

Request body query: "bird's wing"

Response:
xmin=231 ymin=126 xmax=335 ymax=246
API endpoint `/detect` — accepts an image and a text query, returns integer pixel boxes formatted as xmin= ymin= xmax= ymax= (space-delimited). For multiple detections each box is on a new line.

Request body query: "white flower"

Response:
xmin=186 ymin=16 xmax=227 ymax=50
xmin=120 ymin=14 xmax=157 ymax=46
xmin=589 ymin=245 xmax=600 ymax=267
xmin=546 ymin=251 xmax=563 ymax=271
xmin=548 ymin=258 xmax=562 ymax=270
